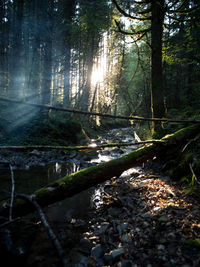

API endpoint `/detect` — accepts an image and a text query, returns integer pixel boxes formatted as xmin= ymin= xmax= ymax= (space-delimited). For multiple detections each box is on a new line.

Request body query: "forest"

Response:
xmin=0 ymin=0 xmax=200 ymax=266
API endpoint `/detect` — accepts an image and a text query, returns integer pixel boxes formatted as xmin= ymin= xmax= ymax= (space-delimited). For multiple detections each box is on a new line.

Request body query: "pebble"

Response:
xmin=110 ymin=247 xmax=125 ymax=259
xmin=117 ymin=222 xmax=128 ymax=235
xmin=78 ymin=238 xmax=93 ymax=255
xmin=91 ymin=244 xmax=104 ymax=259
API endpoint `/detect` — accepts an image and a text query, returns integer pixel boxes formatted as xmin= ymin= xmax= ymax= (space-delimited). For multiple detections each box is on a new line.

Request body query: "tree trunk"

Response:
xmin=41 ymin=0 xmax=53 ymax=105
xmin=81 ymin=36 xmax=95 ymax=111
xmin=8 ymin=0 xmax=24 ymax=99
xmin=151 ymin=0 xmax=166 ymax=134
xmin=1 ymin=123 xmax=200 ymax=218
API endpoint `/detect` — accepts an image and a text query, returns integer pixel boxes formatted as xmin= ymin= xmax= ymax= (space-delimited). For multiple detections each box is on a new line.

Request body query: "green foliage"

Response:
xmin=185 ymin=238 xmax=200 ymax=248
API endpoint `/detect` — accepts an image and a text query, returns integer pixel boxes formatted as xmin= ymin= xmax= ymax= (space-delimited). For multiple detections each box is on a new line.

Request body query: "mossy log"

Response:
xmin=1 ymin=124 xmax=200 ymax=218
xmin=0 ymin=140 xmax=164 ymax=152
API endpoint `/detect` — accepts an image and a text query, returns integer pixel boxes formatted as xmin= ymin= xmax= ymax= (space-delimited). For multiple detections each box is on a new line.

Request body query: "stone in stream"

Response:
xmin=117 ymin=222 xmax=129 ymax=235
xmin=104 ymin=247 xmax=125 ymax=265
xmin=91 ymin=244 xmax=104 ymax=259
xmin=78 ymin=238 xmax=93 ymax=255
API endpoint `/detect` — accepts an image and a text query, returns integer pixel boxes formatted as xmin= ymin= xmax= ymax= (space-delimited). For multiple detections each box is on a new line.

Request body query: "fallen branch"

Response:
xmin=9 ymin=164 xmax=15 ymax=221
xmin=189 ymin=164 xmax=200 ymax=185
xmin=0 ymin=96 xmax=200 ymax=123
xmin=17 ymin=193 xmax=68 ymax=267
xmin=0 ymin=140 xmax=165 ymax=152
xmin=0 ymin=217 xmax=20 ymax=229
xmin=0 ymin=124 xmax=200 ymax=218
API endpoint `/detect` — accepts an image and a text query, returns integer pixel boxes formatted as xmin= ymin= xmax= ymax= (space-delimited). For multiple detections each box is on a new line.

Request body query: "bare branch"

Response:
xmin=133 ymin=0 xmax=150 ymax=5
xmin=9 ymin=165 xmax=15 ymax=221
xmin=0 ymin=96 xmax=200 ymax=124
xmin=170 ymin=5 xmax=200 ymax=15
xmin=17 ymin=194 xmax=68 ymax=267
xmin=167 ymin=15 xmax=192 ymax=23
xmin=115 ymin=20 xmax=151 ymax=36
xmin=112 ymin=0 xmax=151 ymax=21
xmin=168 ymin=0 xmax=181 ymax=10
xmin=137 ymin=7 xmax=152 ymax=15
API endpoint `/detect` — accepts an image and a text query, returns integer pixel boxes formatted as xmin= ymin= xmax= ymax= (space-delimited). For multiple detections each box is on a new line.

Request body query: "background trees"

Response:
xmin=0 ymin=0 xmax=199 ymax=137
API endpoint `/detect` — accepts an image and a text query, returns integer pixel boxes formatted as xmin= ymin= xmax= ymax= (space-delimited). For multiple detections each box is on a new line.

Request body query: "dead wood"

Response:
xmin=0 ymin=124 xmax=200 ymax=218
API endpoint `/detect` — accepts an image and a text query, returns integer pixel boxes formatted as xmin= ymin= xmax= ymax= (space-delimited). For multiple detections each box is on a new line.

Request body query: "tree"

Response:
xmin=8 ymin=0 xmax=24 ymax=99
xmin=112 ymin=0 xmax=200 ymax=134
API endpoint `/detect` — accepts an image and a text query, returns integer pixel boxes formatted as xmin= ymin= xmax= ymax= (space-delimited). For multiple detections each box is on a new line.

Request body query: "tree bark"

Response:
xmin=151 ymin=0 xmax=166 ymax=133
xmin=1 ymin=123 xmax=200 ymax=218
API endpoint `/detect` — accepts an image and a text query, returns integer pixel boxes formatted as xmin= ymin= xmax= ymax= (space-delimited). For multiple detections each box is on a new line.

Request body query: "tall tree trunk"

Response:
xmin=151 ymin=0 xmax=166 ymax=134
xmin=62 ymin=0 xmax=75 ymax=107
xmin=0 ymin=1 xmax=7 ymax=94
xmin=8 ymin=0 xmax=24 ymax=99
xmin=41 ymin=0 xmax=53 ymax=105
xmin=81 ymin=37 xmax=95 ymax=111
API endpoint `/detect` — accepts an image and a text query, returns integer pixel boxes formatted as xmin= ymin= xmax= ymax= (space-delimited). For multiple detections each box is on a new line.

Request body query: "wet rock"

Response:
xmin=78 ymin=238 xmax=93 ymax=255
xmin=121 ymin=260 xmax=133 ymax=267
xmin=104 ymin=253 xmax=113 ymax=264
xmin=109 ymin=247 xmax=125 ymax=260
xmin=111 ymin=148 xmax=124 ymax=155
xmin=98 ymin=222 xmax=110 ymax=234
xmin=157 ymin=244 xmax=165 ymax=250
xmin=121 ymin=233 xmax=132 ymax=243
xmin=117 ymin=222 xmax=128 ymax=235
xmin=29 ymin=149 xmax=40 ymax=157
xmin=91 ymin=244 xmax=104 ymax=259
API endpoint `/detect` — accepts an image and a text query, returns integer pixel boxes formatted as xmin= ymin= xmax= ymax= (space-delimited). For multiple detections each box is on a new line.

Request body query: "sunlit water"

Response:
xmin=0 ymin=127 xmax=137 ymax=221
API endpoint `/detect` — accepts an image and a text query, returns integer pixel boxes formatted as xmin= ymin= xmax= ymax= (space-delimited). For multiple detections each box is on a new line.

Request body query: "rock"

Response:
xmin=78 ymin=238 xmax=93 ymax=255
xmin=157 ymin=244 xmax=165 ymax=250
xmin=91 ymin=244 xmax=104 ymax=259
xmin=104 ymin=253 xmax=113 ymax=264
xmin=158 ymin=215 xmax=168 ymax=222
xmin=121 ymin=233 xmax=132 ymax=243
xmin=117 ymin=222 xmax=128 ymax=235
xmin=110 ymin=247 xmax=125 ymax=260
xmin=121 ymin=260 xmax=133 ymax=267
xmin=98 ymin=222 xmax=110 ymax=234
xmin=29 ymin=149 xmax=40 ymax=157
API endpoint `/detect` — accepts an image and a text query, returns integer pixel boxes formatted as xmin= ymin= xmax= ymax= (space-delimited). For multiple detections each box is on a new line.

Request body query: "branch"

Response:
xmin=189 ymin=164 xmax=200 ymax=185
xmin=167 ymin=15 xmax=192 ymax=23
xmin=115 ymin=19 xmax=151 ymax=36
xmin=170 ymin=5 xmax=200 ymax=15
xmin=112 ymin=0 xmax=151 ymax=21
xmin=0 ymin=140 xmax=166 ymax=153
xmin=17 ymin=194 xmax=68 ymax=267
xmin=0 ymin=96 xmax=200 ymax=124
xmin=9 ymin=165 xmax=15 ymax=221
xmin=168 ymin=0 xmax=180 ymax=10
xmin=133 ymin=0 xmax=151 ymax=5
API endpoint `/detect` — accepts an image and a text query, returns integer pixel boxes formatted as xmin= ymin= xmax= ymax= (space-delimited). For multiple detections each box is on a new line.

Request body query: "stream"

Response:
xmin=0 ymin=127 xmax=142 ymax=266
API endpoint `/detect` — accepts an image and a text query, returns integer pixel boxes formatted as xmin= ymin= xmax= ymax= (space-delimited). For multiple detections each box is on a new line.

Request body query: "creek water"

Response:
xmin=0 ymin=127 xmax=140 ymax=265
xmin=0 ymin=127 xmax=137 ymax=221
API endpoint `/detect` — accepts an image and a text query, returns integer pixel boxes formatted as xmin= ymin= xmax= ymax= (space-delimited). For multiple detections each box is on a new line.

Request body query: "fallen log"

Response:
xmin=0 ymin=96 xmax=200 ymax=123
xmin=0 ymin=140 xmax=165 ymax=152
xmin=0 ymin=124 xmax=200 ymax=217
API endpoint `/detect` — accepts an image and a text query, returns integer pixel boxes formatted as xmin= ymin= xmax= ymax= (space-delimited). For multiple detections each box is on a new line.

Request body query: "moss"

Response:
xmin=185 ymin=238 xmax=200 ymax=248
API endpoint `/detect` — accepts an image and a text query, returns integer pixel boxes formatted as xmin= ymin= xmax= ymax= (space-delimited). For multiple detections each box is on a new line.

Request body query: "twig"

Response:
xmin=17 ymin=193 xmax=68 ymax=267
xmin=0 ymin=217 xmax=21 ymax=229
xmin=9 ymin=164 xmax=15 ymax=221
xmin=182 ymin=133 xmax=200 ymax=152
xmin=189 ymin=164 xmax=200 ymax=185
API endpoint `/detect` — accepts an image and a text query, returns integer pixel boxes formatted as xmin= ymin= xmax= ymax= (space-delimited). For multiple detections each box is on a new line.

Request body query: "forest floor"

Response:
xmin=0 ymin=127 xmax=200 ymax=267
xmin=1 ymin=161 xmax=200 ymax=267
